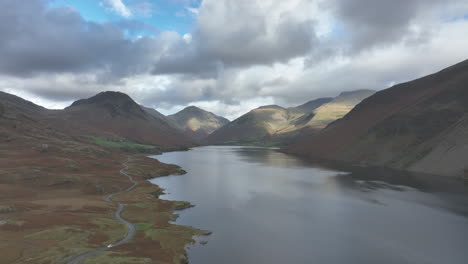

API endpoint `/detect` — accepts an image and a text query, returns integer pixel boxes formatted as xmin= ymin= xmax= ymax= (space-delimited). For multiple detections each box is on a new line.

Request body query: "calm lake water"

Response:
xmin=150 ymin=146 xmax=468 ymax=264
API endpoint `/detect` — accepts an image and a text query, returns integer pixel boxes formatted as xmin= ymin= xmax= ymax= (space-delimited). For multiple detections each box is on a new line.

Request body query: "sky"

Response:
xmin=1 ymin=0 xmax=468 ymax=120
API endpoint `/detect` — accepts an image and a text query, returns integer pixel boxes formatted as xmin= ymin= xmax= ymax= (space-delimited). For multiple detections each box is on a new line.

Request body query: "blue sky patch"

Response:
xmin=48 ymin=0 xmax=200 ymax=35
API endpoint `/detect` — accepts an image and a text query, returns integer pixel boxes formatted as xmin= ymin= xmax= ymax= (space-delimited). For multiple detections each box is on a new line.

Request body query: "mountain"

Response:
xmin=289 ymin=97 xmax=333 ymax=113
xmin=1 ymin=91 xmax=202 ymax=264
xmin=0 ymin=91 xmax=47 ymax=116
xmin=1 ymin=91 xmax=45 ymax=132
xmin=49 ymin=91 xmax=194 ymax=149
xmin=205 ymin=91 xmax=374 ymax=146
xmin=0 ymin=91 xmax=79 ymax=155
xmin=168 ymin=106 xmax=229 ymax=140
xmin=300 ymin=90 xmax=376 ymax=130
xmin=140 ymin=105 xmax=169 ymax=122
xmin=284 ymin=59 xmax=468 ymax=178
xmin=1 ymin=91 xmax=195 ymax=150
xmin=0 ymin=91 xmax=55 ymax=137
xmin=205 ymin=105 xmax=291 ymax=145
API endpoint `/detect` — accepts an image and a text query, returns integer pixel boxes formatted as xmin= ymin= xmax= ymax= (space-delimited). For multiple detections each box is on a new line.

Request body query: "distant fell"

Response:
xmin=302 ymin=89 xmax=376 ymax=130
xmin=289 ymin=98 xmax=333 ymax=113
xmin=140 ymin=105 xmax=179 ymax=128
xmin=206 ymin=90 xmax=374 ymax=146
xmin=168 ymin=106 xmax=229 ymax=141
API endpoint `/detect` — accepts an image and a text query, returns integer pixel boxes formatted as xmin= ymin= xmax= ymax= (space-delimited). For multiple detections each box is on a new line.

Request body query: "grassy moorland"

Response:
xmin=0 ymin=140 xmax=204 ymax=264
xmin=0 ymin=90 xmax=206 ymax=263
xmin=88 ymin=136 xmax=163 ymax=154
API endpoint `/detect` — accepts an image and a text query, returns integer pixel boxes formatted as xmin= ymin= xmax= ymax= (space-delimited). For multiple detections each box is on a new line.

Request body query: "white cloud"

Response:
xmin=102 ymin=0 xmax=133 ymax=18
xmin=129 ymin=1 xmax=155 ymax=17
xmin=186 ymin=7 xmax=199 ymax=15
xmin=183 ymin=33 xmax=192 ymax=43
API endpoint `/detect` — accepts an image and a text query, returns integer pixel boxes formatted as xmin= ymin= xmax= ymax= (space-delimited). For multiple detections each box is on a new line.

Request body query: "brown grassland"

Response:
xmin=0 ymin=137 xmax=205 ymax=264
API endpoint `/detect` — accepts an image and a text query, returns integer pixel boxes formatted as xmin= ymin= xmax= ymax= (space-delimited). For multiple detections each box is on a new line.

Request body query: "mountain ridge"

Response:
xmin=168 ymin=106 xmax=229 ymax=141
xmin=284 ymin=59 xmax=468 ymax=177
xmin=34 ymin=91 xmax=195 ymax=150
xmin=205 ymin=90 xmax=375 ymax=146
xmin=67 ymin=91 xmax=148 ymax=119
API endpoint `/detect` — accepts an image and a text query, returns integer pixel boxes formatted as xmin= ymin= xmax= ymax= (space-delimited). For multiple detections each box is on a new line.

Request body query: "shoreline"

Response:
xmin=277 ymin=149 xmax=468 ymax=195
xmin=146 ymin=151 xmax=212 ymax=261
xmin=279 ymin=148 xmax=468 ymax=181
xmin=0 ymin=147 xmax=208 ymax=264
xmin=82 ymin=154 xmax=209 ymax=264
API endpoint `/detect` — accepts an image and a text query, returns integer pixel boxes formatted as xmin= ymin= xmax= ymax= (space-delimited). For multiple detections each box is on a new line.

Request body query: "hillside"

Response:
xmin=48 ymin=91 xmax=195 ymax=150
xmin=168 ymin=106 xmax=229 ymax=140
xmin=284 ymin=59 xmax=468 ymax=178
xmin=205 ymin=105 xmax=291 ymax=145
xmin=140 ymin=105 xmax=171 ymax=123
xmin=303 ymin=90 xmax=376 ymax=130
xmin=0 ymin=91 xmax=66 ymax=149
xmin=289 ymin=97 xmax=333 ymax=113
xmin=0 ymin=91 xmax=47 ymax=115
xmin=0 ymin=91 xmax=203 ymax=264
xmin=205 ymin=91 xmax=374 ymax=146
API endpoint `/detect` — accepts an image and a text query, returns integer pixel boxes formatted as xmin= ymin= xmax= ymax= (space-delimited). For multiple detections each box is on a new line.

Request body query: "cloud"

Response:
xmin=0 ymin=0 xmax=171 ymax=79
xmin=127 ymin=0 xmax=156 ymax=17
xmin=152 ymin=0 xmax=319 ymax=75
xmin=282 ymin=19 xmax=468 ymax=104
xmin=1 ymin=0 xmax=468 ymax=119
xmin=186 ymin=7 xmax=199 ymax=15
xmin=102 ymin=0 xmax=133 ymax=18
xmin=330 ymin=0 xmax=468 ymax=53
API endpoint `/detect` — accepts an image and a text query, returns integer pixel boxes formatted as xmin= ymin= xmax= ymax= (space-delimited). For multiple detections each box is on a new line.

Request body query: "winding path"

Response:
xmin=67 ymin=161 xmax=138 ymax=264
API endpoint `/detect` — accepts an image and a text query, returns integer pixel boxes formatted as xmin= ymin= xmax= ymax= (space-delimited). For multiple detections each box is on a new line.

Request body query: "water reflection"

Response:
xmin=151 ymin=146 xmax=468 ymax=264
xmin=234 ymin=147 xmax=309 ymax=167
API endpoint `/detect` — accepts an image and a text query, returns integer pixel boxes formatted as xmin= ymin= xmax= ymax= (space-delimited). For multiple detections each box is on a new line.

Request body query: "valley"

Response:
xmin=2 ymin=1 xmax=468 ymax=264
xmin=0 ymin=92 xmax=203 ymax=264
xmin=2 ymin=59 xmax=468 ymax=264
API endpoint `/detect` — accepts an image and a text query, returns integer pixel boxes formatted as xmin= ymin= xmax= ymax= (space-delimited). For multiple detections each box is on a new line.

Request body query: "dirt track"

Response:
xmin=67 ymin=161 xmax=138 ymax=264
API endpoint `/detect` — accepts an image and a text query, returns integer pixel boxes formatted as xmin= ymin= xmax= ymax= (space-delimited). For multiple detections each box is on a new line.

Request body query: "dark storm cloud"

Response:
xmin=0 ymin=0 xmax=164 ymax=78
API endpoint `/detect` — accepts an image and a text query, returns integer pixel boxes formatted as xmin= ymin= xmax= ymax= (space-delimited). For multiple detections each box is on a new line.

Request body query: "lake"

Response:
xmin=150 ymin=146 xmax=468 ymax=264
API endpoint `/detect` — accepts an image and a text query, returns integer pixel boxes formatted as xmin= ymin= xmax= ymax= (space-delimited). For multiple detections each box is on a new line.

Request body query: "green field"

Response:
xmin=88 ymin=136 xmax=161 ymax=153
